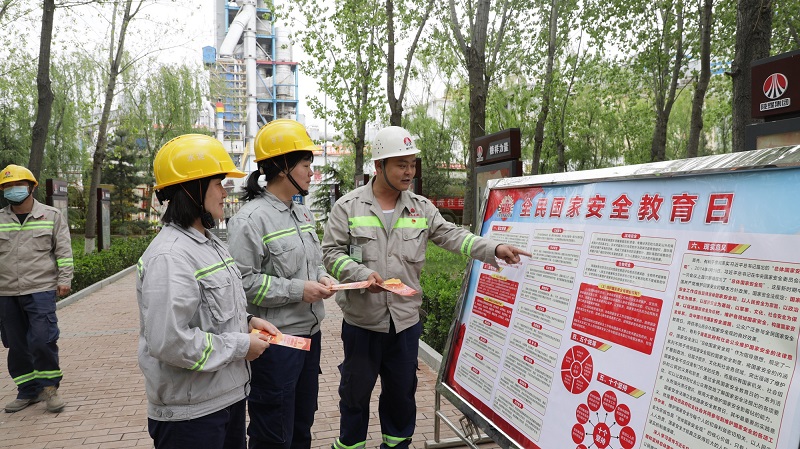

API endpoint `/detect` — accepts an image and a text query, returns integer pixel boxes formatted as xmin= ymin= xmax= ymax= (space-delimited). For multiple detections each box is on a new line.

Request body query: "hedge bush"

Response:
xmin=67 ymin=235 xmax=154 ymax=296
xmin=64 ymin=235 xmax=469 ymax=353
xmin=420 ymin=243 xmax=469 ymax=353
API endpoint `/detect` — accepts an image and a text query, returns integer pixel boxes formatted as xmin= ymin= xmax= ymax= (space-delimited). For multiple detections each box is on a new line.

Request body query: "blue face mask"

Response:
xmin=3 ymin=185 xmax=30 ymax=204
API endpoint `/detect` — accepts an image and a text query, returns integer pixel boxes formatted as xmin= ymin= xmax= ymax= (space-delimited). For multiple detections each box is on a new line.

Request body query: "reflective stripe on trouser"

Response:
xmin=336 ymin=320 xmax=421 ymax=449
xmin=248 ymin=331 xmax=322 ymax=449
xmin=0 ymin=291 xmax=62 ymax=399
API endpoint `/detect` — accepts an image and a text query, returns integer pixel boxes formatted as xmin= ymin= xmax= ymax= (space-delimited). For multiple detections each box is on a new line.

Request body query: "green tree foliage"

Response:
xmin=0 ymin=56 xmax=35 ymax=168
xmin=403 ymin=103 xmax=459 ymax=199
xmin=310 ymin=149 xmax=358 ymax=222
xmin=120 ymin=64 xmax=206 ymax=160
xmin=102 ymin=129 xmax=151 ymax=235
xmin=291 ymin=0 xmax=384 ymax=177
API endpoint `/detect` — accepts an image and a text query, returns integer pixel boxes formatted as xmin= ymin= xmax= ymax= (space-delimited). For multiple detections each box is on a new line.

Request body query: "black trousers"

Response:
xmin=0 ymin=291 xmax=62 ymax=399
xmin=334 ymin=320 xmax=421 ymax=449
xmin=247 ymin=331 xmax=322 ymax=449
xmin=148 ymin=399 xmax=247 ymax=449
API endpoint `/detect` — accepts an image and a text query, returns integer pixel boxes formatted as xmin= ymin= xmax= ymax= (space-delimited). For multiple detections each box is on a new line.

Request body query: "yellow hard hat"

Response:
xmin=254 ymin=119 xmax=317 ymax=162
xmin=0 ymin=164 xmax=38 ymax=188
xmin=153 ymin=134 xmax=246 ymax=190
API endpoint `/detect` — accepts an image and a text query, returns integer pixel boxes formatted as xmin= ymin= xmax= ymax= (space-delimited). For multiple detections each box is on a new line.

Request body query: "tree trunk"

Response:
xmin=386 ymin=0 xmax=432 ymax=127
xmin=650 ymin=0 xmax=684 ymax=163
xmin=85 ymin=0 xmax=135 ymax=253
xmin=731 ymin=0 xmax=772 ymax=153
xmin=28 ymin=0 xmax=56 ymax=180
xmin=531 ymin=0 xmax=558 ymax=175
xmin=386 ymin=0 xmax=400 ymax=126
xmin=687 ymin=0 xmax=712 ymax=158
xmin=355 ymin=119 xmax=366 ymax=179
xmin=556 ymin=141 xmax=566 ymax=172
xmin=463 ymin=48 xmax=487 ymax=231
xmin=650 ymin=112 xmax=669 ymax=161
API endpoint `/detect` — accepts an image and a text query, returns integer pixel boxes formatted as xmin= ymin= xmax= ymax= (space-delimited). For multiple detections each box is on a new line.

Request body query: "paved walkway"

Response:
xmin=0 ymin=271 xmax=479 ymax=449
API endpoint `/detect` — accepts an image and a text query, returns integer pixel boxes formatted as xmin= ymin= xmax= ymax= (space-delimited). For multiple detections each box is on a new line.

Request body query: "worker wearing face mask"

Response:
xmin=0 ymin=164 xmax=73 ymax=413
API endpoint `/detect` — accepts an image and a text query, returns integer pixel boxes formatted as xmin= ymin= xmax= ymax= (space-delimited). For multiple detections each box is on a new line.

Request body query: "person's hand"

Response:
xmin=56 ymin=285 xmax=70 ymax=297
xmin=302 ymin=281 xmax=335 ymax=303
xmin=246 ymin=331 xmax=271 ymax=361
xmin=366 ymin=271 xmax=385 ymax=293
xmin=319 ymin=276 xmax=335 ymax=289
xmin=495 ymin=244 xmax=531 ymax=265
xmin=249 ymin=317 xmax=279 ymax=335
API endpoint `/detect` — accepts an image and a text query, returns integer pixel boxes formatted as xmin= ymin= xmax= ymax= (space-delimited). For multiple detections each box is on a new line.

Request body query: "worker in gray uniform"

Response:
xmin=322 ymin=126 xmax=530 ymax=449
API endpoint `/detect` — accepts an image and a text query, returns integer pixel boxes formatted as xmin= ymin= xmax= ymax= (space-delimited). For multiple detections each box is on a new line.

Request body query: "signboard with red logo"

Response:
xmin=751 ymin=50 xmax=800 ymax=118
xmin=474 ymin=128 xmax=521 ymax=166
xmin=437 ymin=146 xmax=800 ymax=449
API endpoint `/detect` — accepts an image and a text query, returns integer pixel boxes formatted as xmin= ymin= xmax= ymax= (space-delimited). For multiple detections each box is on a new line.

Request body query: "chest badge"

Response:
xmin=408 ymin=207 xmax=421 ymax=218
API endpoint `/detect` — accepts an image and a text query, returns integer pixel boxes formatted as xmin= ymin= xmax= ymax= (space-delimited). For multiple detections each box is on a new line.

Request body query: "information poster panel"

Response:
xmin=439 ymin=146 xmax=800 ymax=449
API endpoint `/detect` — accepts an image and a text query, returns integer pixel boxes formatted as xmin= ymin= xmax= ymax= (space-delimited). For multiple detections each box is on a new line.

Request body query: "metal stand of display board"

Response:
xmin=425 ymin=390 xmax=493 ymax=449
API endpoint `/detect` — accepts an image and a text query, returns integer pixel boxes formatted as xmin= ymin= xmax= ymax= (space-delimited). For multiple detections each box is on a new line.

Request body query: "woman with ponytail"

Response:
xmin=227 ymin=120 xmax=334 ymax=449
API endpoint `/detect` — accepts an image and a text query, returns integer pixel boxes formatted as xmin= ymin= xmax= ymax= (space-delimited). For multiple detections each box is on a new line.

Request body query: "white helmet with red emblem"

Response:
xmin=371 ymin=126 xmax=420 ymax=161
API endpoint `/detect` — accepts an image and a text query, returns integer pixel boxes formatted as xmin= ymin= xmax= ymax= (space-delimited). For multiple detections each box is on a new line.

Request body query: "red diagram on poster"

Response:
xmin=572 ymin=390 xmax=637 ymax=449
xmin=561 ymin=345 xmax=593 ymax=394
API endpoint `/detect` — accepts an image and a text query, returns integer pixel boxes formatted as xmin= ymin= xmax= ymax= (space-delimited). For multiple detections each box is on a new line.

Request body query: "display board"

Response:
xmin=438 ymin=146 xmax=800 ymax=449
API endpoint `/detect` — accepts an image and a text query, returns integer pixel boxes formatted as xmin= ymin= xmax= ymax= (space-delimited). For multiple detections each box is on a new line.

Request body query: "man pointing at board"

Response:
xmin=322 ymin=125 xmax=530 ymax=449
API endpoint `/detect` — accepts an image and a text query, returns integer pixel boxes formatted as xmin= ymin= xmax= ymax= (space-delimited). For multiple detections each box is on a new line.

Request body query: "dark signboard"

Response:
xmin=354 ymin=174 xmax=370 ymax=188
xmin=413 ymin=157 xmax=422 ymax=195
xmin=97 ymin=188 xmax=111 ymax=251
xmin=473 ymin=128 xmax=521 ymax=166
xmin=751 ymin=50 xmax=800 ymax=119
xmin=45 ymin=179 xmax=69 ymax=222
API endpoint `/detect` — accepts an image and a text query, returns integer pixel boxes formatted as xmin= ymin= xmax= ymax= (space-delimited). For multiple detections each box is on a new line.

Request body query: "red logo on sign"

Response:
xmin=477 ymin=146 xmax=483 ymax=160
xmin=764 ymin=73 xmax=788 ymax=100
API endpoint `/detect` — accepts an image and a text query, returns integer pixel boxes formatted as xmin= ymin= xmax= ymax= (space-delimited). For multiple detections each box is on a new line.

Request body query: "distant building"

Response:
xmin=207 ymin=0 xmax=300 ymax=174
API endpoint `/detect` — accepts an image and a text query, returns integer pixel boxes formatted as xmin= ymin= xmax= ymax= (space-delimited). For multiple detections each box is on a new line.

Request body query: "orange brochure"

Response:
xmin=251 ymin=329 xmax=311 ymax=351
xmin=378 ymin=279 xmax=418 ymax=296
xmin=328 ymin=281 xmax=373 ymax=291
xmin=328 ymin=279 xmax=418 ymax=296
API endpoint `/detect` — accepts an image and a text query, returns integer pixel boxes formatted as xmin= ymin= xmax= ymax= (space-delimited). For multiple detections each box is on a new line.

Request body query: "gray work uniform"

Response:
xmin=136 ymin=224 xmax=251 ymax=421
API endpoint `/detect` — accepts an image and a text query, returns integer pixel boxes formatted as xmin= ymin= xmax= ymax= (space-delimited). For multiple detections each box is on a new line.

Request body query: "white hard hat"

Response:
xmin=371 ymin=126 xmax=421 ymax=161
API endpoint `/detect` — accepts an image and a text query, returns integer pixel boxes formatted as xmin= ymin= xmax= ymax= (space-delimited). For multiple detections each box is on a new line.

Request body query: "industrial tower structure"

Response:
xmin=205 ymin=0 xmax=299 ymax=172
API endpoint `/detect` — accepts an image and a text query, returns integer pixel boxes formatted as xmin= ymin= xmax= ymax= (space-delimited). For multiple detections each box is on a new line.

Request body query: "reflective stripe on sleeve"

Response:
xmin=252 ymin=274 xmax=272 ymax=306
xmin=332 ymin=255 xmax=355 ymax=279
xmin=460 ymin=234 xmax=476 ymax=256
xmin=190 ymin=332 xmax=214 ymax=371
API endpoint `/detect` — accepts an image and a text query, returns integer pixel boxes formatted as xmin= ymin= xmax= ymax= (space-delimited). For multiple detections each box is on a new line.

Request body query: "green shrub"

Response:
xmin=420 ymin=244 xmax=469 ymax=353
xmin=67 ymin=235 xmax=154 ymax=297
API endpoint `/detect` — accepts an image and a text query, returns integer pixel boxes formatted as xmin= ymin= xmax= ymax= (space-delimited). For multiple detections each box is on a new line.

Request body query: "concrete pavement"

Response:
xmin=0 ymin=270 xmax=479 ymax=449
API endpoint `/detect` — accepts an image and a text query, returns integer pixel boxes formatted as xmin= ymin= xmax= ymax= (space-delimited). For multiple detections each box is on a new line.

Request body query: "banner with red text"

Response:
xmin=440 ymin=153 xmax=800 ymax=449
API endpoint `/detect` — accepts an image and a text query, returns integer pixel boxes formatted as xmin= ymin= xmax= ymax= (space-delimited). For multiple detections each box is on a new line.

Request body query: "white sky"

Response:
xmin=5 ymin=0 xmax=324 ymax=129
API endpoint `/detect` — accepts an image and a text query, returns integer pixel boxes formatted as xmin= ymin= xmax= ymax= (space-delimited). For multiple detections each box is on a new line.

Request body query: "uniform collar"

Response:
xmin=260 ymin=190 xmax=290 ymax=212
xmin=29 ymin=199 xmax=47 ymax=219
xmin=260 ymin=189 xmax=313 ymax=224
xmin=168 ymin=222 xmax=212 ymax=244
xmin=360 ymin=178 xmax=415 ymax=215
xmin=3 ymin=199 xmax=45 ymax=218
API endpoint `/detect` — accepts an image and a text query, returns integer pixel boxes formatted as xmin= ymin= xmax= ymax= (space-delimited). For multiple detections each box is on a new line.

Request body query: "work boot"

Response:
xmin=38 ymin=386 xmax=65 ymax=413
xmin=4 ymin=396 xmax=40 ymax=413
